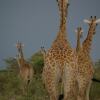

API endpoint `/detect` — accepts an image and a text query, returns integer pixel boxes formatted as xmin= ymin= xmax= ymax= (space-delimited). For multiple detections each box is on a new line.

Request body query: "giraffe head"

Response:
xmin=84 ymin=16 xmax=100 ymax=35
xmin=75 ymin=27 xmax=83 ymax=38
xmin=41 ymin=46 xmax=46 ymax=57
xmin=16 ymin=41 xmax=24 ymax=51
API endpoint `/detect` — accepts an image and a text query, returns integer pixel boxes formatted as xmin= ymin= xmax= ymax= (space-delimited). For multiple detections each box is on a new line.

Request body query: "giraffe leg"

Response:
xmin=63 ymin=79 xmax=78 ymax=100
xmin=77 ymin=78 xmax=92 ymax=100
xmin=63 ymin=67 xmax=78 ymax=100
xmin=46 ymin=77 xmax=59 ymax=100
xmin=86 ymin=80 xmax=92 ymax=100
xmin=21 ymin=82 xmax=26 ymax=95
xmin=77 ymin=87 xmax=86 ymax=100
xmin=49 ymin=86 xmax=58 ymax=100
xmin=42 ymin=66 xmax=60 ymax=100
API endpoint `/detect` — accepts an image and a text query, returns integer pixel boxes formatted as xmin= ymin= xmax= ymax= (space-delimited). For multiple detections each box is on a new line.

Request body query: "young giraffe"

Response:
xmin=16 ymin=41 xmax=34 ymax=93
xmin=76 ymin=16 xmax=100 ymax=100
xmin=42 ymin=0 xmax=78 ymax=100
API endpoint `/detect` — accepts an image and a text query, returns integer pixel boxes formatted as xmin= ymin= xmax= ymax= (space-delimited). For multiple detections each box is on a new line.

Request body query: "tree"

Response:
xmin=4 ymin=57 xmax=19 ymax=74
xmin=29 ymin=51 xmax=44 ymax=74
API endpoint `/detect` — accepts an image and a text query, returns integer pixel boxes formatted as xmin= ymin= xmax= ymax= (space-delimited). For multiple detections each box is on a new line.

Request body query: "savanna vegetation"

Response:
xmin=0 ymin=51 xmax=100 ymax=100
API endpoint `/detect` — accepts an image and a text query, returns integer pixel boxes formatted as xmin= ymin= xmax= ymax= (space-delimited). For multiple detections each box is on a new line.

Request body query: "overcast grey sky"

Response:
xmin=0 ymin=0 xmax=100 ymax=68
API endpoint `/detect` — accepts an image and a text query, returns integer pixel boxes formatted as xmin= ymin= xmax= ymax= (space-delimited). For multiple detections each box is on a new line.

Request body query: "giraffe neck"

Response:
xmin=17 ymin=58 xmax=24 ymax=67
xmin=82 ymin=24 xmax=96 ymax=53
xmin=20 ymin=50 xmax=24 ymax=59
xmin=76 ymin=33 xmax=81 ymax=53
xmin=57 ymin=0 xmax=68 ymax=39
xmin=17 ymin=58 xmax=25 ymax=68
xmin=17 ymin=48 xmax=25 ymax=67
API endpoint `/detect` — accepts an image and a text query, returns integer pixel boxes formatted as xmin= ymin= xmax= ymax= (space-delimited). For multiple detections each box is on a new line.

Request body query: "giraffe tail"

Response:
xmin=58 ymin=79 xmax=64 ymax=100
xmin=92 ymin=78 xmax=100 ymax=83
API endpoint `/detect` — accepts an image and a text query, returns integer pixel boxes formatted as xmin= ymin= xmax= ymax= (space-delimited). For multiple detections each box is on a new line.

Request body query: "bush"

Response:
xmin=29 ymin=51 xmax=44 ymax=74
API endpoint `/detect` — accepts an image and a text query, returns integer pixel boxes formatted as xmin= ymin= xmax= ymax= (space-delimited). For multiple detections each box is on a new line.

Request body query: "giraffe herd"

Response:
xmin=13 ymin=0 xmax=100 ymax=100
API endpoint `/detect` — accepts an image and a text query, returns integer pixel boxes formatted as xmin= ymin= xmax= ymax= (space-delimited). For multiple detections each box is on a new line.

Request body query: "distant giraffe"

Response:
xmin=16 ymin=41 xmax=34 ymax=93
xmin=76 ymin=16 xmax=100 ymax=100
xmin=42 ymin=0 xmax=78 ymax=100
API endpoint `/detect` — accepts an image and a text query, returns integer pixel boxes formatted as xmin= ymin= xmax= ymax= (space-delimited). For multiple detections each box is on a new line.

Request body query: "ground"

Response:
xmin=0 ymin=68 xmax=100 ymax=100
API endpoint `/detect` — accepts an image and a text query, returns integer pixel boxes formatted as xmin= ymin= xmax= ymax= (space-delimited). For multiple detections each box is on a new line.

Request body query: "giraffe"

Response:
xmin=42 ymin=0 xmax=78 ymax=100
xmin=76 ymin=16 xmax=100 ymax=100
xmin=16 ymin=41 xmax=34 ymax=93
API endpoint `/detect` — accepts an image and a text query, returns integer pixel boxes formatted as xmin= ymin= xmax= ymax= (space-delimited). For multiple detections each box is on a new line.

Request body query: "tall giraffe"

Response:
xmin=76 ymin=16 xmax=100 ymax=100
xmin=42 ymin=0 xmax=78 ymax=100
xmin=16 ymin=41 xmax=34 ymax=93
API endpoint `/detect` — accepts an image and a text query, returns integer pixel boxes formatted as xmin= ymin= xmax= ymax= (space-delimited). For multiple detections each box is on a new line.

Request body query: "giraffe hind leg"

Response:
xmin=63 ymin=67 xmax=78 ymax=100
xmin=77 ymin=79 xmax=92 ymax=100
xmin=48 ymin=82 xmax=59 ymax=100
xmin=86 ymin=80 xmax=92 ymax=100
xmin=64 ymin=80 xmax=78 ymax=100
xmin=43 ymin=72 xmax=59 ymax=100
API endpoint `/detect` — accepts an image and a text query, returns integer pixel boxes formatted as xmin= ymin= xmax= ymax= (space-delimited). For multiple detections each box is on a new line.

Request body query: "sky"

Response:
xmin=0 ymin=0 xmax=100 ymax=68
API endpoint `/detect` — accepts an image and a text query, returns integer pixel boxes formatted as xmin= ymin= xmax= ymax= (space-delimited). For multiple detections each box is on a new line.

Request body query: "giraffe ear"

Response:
xmin=95 ymin=18 xmax=100 ymax=24
xmin=83 ymin=19 xmax=91 ymax=24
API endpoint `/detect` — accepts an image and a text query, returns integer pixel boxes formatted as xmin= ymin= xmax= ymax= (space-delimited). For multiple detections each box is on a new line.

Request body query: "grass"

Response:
xmin=90 ymin=81 xmax=100 ymax=100
xmin=0 ymin=71 xmax=49 ymax=100
xmin=0 ymin=69 xmax=100 ymax=100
